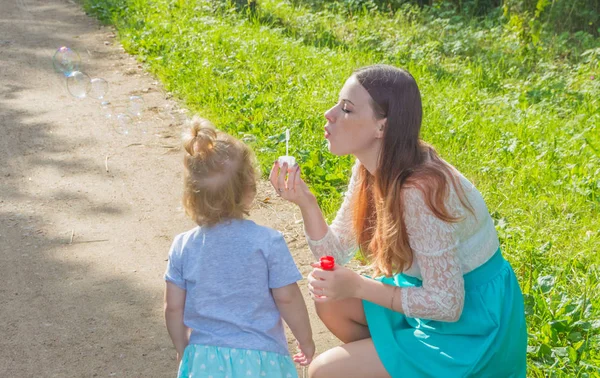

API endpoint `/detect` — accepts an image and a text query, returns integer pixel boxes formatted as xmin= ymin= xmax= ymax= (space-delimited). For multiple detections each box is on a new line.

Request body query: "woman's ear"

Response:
xmin=375 ymin=118 xmax=387 ymax=139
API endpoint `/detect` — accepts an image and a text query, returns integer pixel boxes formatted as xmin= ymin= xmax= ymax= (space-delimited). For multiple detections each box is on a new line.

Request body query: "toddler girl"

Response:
xmin=164 ymin=117 xmax=314 ymax=378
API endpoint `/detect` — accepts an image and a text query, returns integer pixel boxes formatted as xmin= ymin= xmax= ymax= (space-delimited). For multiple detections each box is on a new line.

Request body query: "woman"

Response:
xmin=270 ymin=64 xmax=527 ymax=378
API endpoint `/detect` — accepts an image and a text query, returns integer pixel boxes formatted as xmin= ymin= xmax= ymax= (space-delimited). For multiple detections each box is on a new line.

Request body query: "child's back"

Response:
xmin=166 ymin=219 xmax=301 ymax=356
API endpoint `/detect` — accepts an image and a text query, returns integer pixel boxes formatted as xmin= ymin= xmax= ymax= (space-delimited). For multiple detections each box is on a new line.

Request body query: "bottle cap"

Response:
xmin=320 ymin=256 xmax=335 ymax=271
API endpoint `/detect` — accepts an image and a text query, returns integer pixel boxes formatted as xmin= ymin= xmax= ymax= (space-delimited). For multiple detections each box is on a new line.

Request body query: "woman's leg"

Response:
xmin=314 ymin=297 xmax=370 ymax=343
xmin=308 ymin=338 xmax=390 ymax=378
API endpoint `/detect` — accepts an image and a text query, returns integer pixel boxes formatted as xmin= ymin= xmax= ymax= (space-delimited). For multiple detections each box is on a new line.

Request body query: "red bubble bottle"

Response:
xmin=320 ymin=256 xmax=335 ymax=271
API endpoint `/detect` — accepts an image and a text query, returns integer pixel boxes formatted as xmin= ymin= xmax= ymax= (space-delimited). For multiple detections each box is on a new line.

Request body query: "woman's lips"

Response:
xmin=324 ymin=128 xmax=331 ymax=139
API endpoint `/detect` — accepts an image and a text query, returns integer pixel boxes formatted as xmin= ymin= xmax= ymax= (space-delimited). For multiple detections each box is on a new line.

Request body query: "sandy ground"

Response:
xmin=0 ymin=0 xmax=345 ymax=376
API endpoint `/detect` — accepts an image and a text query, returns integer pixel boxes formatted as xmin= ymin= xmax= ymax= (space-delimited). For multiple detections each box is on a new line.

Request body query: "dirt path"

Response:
xmin=0 ymin=0 xmax=342 ymax=376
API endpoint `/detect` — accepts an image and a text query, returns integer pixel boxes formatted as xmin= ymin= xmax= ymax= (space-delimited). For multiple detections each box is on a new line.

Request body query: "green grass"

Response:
xmin=82 ymin=0 xmax=599 ymax=375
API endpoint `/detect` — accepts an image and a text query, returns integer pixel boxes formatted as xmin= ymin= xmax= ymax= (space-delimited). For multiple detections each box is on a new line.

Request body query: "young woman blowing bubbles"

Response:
xmin=270 ymin=64 xmax=527 ymax=378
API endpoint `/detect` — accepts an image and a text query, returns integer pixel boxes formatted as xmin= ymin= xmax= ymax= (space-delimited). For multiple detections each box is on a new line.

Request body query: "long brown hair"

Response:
xmin=351 ymin=65 xmax=472 ymax=276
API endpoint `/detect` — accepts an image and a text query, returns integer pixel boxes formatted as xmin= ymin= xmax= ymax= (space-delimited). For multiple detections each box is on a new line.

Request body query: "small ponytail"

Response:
xmin=183 ymin=117 xmax=217 ymax=158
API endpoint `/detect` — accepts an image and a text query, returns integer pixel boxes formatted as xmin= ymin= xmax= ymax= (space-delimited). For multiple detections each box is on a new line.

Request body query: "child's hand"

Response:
xmin=293 ymin=339 xmax=316 ymax=366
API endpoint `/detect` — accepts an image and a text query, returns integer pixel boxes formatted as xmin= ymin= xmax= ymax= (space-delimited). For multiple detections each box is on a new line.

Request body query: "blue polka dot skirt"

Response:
xmin=178 ymin=344 xmax=298 ymax=378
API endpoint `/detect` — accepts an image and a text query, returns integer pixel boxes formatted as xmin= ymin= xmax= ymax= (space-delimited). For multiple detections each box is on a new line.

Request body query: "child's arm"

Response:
xmin=272 ymin=283 xmax=315 ymax=365
xmin=164 ymin=282 xmax=189 ymax=362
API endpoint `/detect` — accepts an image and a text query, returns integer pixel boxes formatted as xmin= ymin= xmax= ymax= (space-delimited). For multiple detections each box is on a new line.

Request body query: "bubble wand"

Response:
xmin=278 ymin=128 xmax=296 ymax=167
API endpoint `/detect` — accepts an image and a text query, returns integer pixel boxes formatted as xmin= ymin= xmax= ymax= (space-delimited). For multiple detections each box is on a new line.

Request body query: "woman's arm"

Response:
xmin=308 ymin=187 xmax=465 ymax=322
xmin=309 ymin=249 xmax=464 ymax=322
xmin=297 ymin=192 xmax=329 ymax=242
xmin=354 ymin=247 xmax=464 ymax=322
xmin=270 ymin=161 xmax=360 ymax=265
xmin=399 ymin=188 xmax=465 ymax=321
xmin=270 ymin=161 xmax=328 ymax=240
xmin=164 ymin=282 xmax=189 ymax=361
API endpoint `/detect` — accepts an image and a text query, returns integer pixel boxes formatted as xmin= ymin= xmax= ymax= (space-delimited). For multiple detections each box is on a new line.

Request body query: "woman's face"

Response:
xmin=324 ymin=76 xmax=385 ymax=157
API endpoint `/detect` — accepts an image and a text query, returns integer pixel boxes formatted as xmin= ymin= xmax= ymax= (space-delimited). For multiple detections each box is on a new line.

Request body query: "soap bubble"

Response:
xmin=53 ymin=46 xmax=80 ymax=76
xmin=89 ymin=78 xmax=109 ymax=100
xmin=66 ymin=71 xmax=91 ymax=98
xmin=101 ymin=101 xmax=112 ymax=119
xmin=138 ymin=120 xmax=148 ymax=136
xmin=241 ymin=134 xmax=257 ymax=143
xmin=127 ymin=95 xmax=144 ymax=118
xmin=114 ymin=114 xmax=131 ymax=135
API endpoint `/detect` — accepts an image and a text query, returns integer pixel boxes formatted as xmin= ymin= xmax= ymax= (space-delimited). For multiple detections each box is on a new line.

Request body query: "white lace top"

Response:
xmin=306 ymin=161 xmax=499 ymax=322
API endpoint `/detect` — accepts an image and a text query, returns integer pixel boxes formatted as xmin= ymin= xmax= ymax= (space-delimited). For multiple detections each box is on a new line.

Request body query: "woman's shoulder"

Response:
xmin=401 ymin=161 xmax=480 ymax=212
xmin=408 ymin=159 xmax=474 ymax=190
xmin=399 ymin=185 xmax=427 ymax=209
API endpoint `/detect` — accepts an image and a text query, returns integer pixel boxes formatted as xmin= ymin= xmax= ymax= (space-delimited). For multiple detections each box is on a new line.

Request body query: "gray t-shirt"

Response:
xmin=164 ymin=219 xmax=302 ymax=356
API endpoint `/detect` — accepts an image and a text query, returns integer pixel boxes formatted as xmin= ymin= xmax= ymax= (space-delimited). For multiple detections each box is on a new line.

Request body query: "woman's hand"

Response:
xmin=307 ymin=263 xmax=363 ymax=302
xmin=269 ymin=161 xmax=314 ymax=208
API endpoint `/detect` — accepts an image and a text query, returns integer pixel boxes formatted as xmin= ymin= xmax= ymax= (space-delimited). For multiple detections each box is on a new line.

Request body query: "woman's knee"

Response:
xmin=315 ymin=297 xmax=366 ymax=324
xmin=314 ymin=298 xmax=370 ymax=343
xmin=314 ymin=300 xmax=336 ymax=320
xmin=308 ymin=340 xmax=390 ymax=378
xmin=307 ymin=353 xmax=333 ymax=378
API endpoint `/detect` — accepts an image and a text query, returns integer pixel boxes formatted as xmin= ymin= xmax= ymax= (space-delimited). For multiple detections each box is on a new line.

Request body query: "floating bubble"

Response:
xmin=66 ymin=71 xmax=91 ymax=98
xmin=137 ymin=120 xmax=148 ymax=136
xmin=53 ymin=46 xmax=80 ymax=76
xmin=241 ymin=134 xmax=257 ymax=143
xmin=127 ymin=95 xmax=144 ymax=118
xmin=114 ymin=114 xmax=131 ymax=135
xmin=101 ymin=101 xmax=112 ymax=119
xmin=90 ymin=78 xmax=109 ymax=100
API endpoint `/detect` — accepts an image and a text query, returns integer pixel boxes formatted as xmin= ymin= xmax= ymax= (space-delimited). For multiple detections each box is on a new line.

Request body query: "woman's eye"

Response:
xmin=342 ymin=103 xmax=351 ymax=113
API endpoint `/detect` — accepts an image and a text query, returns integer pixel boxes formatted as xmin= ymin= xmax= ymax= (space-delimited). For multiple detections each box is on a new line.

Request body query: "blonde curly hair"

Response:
xmin=182 ymin=117 xmax=257 ymax=226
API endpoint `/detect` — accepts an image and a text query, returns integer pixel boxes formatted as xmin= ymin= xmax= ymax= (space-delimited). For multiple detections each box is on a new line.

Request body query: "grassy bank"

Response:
xmin=83 ymin=0 xmax=599 ymax=375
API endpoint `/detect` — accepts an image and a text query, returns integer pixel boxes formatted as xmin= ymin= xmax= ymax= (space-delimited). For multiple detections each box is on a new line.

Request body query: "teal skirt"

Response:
xmin=363 ymin=249 xmax=527 ymax=378
xmin=178 ymin=345 xmax=298 ymax=378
